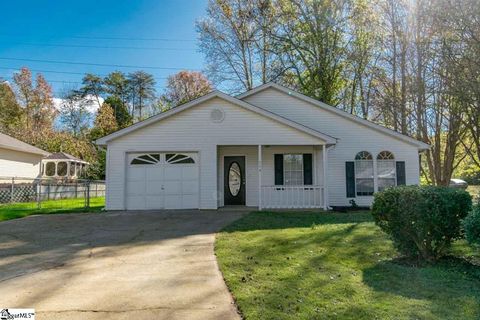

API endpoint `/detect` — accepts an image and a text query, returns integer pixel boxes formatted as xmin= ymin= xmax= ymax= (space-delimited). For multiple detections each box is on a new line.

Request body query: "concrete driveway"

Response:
xmin=0 ymin=210 xmax=245 ymax=320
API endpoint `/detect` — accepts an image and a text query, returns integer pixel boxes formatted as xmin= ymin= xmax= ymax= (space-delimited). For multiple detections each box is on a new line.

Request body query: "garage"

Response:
xmin=126 ymin=152 xmax=199 ymax=210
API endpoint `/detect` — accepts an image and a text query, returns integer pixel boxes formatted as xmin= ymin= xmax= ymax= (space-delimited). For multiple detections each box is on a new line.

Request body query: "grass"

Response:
xmin=0 ymin=197 xmax=105 ymax=222
xmin=216 ymin=211 xmax=480 ymax=320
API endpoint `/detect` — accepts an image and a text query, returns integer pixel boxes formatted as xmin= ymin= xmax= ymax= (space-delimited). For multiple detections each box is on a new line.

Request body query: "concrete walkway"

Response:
xmin=0 ymin=210 xmax=245 ymax=320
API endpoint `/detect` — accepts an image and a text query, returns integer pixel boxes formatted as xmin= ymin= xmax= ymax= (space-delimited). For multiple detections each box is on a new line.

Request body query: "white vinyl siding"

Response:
xmin=217 ymin=145 xmax=322 ymax=207
xmin=105 ymin=97 xmax=324 ymax=210
xmin=243 ymin=87 xmax=421 ymax=206
xmin=0 ymin=147 xmax=42 ymax=178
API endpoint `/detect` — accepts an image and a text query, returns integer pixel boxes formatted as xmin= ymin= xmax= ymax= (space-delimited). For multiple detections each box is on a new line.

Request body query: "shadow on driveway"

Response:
xmin=0 ymin=210 xmax=244 ymax=320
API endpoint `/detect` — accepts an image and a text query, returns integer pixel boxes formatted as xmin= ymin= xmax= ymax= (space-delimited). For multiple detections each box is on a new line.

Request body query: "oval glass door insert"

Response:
xmin=228 ymin=162 xmax=241 ymax=196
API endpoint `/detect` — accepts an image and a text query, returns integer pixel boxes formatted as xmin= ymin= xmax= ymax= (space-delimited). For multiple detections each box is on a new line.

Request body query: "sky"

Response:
xmin=0 ymin=0 xmax=208 ymax=98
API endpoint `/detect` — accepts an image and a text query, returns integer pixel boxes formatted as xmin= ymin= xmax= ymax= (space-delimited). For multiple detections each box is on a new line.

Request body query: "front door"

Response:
xmin=224 ymin=156 xmax=246 ymax=205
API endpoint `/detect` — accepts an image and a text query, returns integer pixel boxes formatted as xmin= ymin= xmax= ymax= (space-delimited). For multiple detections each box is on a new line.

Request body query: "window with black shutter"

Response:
xmin=346 ymin=161 xmax=356 ymax=197
xmin=274 ymin=154 xmax=313 ymax=185
xmin=396 ymin=161 xmax=406 ymax=185
xmin=274 ymin=154 xmax=284 ymax=185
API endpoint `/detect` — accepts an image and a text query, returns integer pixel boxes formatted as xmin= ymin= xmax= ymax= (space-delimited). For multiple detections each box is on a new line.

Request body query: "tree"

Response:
xmin=80 ymin=73 xmax=104 ymax=109
xmin=268 ymin=0 xmax=349 ymax=105
xmin=58 ymin=91 xmax=92 ymax=137
xmin=104 ymin=71 xmax=129 ymax=104
xmin=13 ymin=68 xmax=57 ymax=137
xmin=39 ymin=131 xmax=97 ymax=164
xmin=104 ymin=95 xmax=132 ymax=128
xmin=90 ymin=102 xmax=118 ymax=141
xmin=88 ymin=102 xmax=119 ymax=180
xmin=343 ymin=0 xmax=381 ymax=118
xmin=163 ymin=71 xmax=213 ymax=107
xmin=197 ymin=0 xmax=278 ymax=92
xmin=0 ymin=81 xmax=23 ymax=134
xmin=196 ymin=0 xmax=480 ymax=187
xmin=127 ymin=71 xmax=156 ymax=120
xmin=434 ymin=0 xmax=480 ymax=172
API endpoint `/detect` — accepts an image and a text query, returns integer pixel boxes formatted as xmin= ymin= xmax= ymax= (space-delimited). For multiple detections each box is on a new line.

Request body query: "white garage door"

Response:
xmin=126 ymin=153 xmax=199 ymax=210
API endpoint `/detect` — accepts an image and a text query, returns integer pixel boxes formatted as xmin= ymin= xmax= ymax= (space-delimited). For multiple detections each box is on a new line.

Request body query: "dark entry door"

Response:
xmin=224 ymin=156 xmax=246 ymax=205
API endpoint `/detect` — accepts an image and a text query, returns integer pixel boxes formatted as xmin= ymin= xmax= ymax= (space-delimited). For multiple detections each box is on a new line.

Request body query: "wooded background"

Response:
xmin=0 ymin=0 xmax=478 ymax=185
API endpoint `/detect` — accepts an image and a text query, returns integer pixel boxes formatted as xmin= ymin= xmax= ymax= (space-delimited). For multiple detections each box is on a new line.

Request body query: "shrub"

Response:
xmin=372 ymin=186 xmax=472 ymax=262
xmin=463 ymin=204 xmax=480 ymax=246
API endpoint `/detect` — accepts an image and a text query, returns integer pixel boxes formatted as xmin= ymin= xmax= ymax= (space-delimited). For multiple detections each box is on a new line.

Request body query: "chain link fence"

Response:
xmin=0 ymin=177 xmax=105 ymax=214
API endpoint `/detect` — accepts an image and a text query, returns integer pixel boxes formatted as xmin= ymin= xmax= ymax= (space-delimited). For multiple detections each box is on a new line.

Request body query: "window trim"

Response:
xmin=377 ymin=151 xmax=396 ymax=192
xmin=354 ymin=151 xmax=374 ymax=196
xmin=282 ymin=154 xmax=304 ymax=186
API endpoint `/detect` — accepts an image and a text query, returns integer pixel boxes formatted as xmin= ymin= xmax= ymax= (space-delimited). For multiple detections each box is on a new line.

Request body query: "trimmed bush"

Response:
xmin=463 ymin=204 xmax=480 ymax=245
xmin=372 ymin=186 xmax=472 ymax=262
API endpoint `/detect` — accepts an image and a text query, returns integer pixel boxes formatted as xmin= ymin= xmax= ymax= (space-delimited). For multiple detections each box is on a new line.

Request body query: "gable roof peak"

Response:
xmin=238 ymin=82 xmax=430 ymax=150
xmin=96 ymin=89 xmax=337 ymax=145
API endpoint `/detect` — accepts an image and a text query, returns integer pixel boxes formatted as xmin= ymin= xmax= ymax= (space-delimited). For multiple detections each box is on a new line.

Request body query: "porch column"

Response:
xmin=323 ymin=144 xmax=328 ymax=210
xmin=258 ymin=144 xmax=262 ymax=210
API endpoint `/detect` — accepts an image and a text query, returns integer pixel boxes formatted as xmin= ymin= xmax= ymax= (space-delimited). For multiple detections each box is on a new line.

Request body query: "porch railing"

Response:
xmin=261 ymin=185 xmax=324 ymax=209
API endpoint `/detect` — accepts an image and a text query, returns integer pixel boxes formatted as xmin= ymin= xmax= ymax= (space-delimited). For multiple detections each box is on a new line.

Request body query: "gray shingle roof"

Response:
xmin=43 ymin=152 xmax=88 ymax=163
xmin=0 ymin=132 xmax=50 ymax=156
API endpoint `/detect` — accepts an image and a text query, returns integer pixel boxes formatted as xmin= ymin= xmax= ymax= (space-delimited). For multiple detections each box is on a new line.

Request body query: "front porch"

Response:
xmin=217 ymin=145 xmax=329 ymax=210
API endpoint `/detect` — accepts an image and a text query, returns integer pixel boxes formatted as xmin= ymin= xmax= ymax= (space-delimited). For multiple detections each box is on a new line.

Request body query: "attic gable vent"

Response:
xmin=210 ymin=108 xmax=225 ymax=123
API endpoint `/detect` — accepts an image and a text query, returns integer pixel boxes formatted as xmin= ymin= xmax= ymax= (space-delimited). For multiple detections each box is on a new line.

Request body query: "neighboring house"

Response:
xmin=0 ymin=132 xmax=50 ymax=178
xmin=96 ymin=83 xmax=429 ymax=211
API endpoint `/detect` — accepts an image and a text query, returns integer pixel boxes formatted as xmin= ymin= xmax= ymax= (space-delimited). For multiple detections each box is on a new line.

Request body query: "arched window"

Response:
xmin=131 ymin=154 xmax=160 ymax=165
xmin=166 ymin=154 xmax=195 ymax=164
xmin=355 ymin=151 xmax=374 ymax=196
xmin=377 ymin=151 xmax=396 ymax=191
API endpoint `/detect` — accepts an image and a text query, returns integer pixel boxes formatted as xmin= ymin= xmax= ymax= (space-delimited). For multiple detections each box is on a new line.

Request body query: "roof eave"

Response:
xmin=96 ymin=90 xmax=337 ymax=145
xmin=0 ymin=144 xmax=50 ymax=156
xmin=95 ymin=90 xmax=221 ymax=145
xmin=239 ymin=83 xmax=429 ymax=150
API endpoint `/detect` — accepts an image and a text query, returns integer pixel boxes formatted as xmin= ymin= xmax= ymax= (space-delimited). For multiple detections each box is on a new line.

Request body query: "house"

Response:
xmin=0 ymin=132 xmax=49 ymax=179
xmin=96 ymin=83 xmax=429 ymax=211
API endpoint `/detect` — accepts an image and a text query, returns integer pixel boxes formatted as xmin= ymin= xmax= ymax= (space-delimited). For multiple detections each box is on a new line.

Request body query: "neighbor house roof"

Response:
xmin=0 ymin=132 xmax=50 ymax=156
xmin=43 ymin=152 xmax=88 ymax=163
xmin=96 ymin=90 xmax=338 ymax=145
xmin=237 ymin=82 xmax=430 ymax=150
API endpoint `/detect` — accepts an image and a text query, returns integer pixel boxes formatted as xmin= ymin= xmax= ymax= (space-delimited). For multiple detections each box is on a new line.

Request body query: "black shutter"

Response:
xmin=303 ymin=154 xmax=313 ymax=185
xmin=346 ymin=161 xmax=355 ymax=197
xmin=274 ymin=154 xmax=284 ymax=185
xmin=396 ymin=161 xmax=406 ymax=185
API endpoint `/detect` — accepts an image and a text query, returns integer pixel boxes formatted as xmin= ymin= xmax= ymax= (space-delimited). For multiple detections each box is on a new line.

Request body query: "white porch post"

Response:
xmin=322 ymin=144 xmax=328 ymax=210
xmin=258 ymin=144 xmax=262 ymax=210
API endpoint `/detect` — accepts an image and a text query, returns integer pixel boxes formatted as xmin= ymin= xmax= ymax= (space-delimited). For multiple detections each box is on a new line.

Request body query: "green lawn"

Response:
xmin=216 ymin=211 xmax=480 ymax=320
xmin=0 ymin=197 xmax=105 ymax=221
